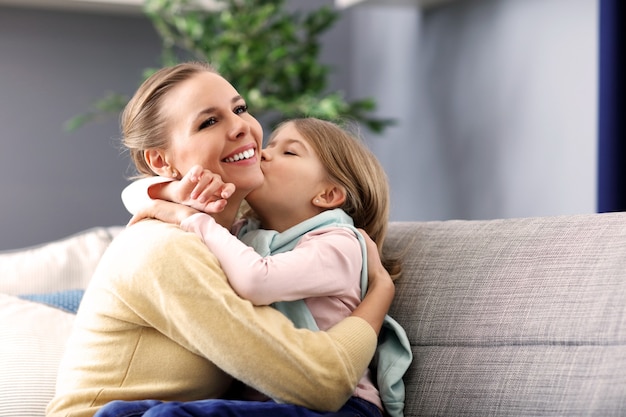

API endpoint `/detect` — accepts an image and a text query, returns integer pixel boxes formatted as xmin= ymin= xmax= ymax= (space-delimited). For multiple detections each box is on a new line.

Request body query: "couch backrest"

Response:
xmin=0 ymin=226 xmax=123 ymax=295
xmin=0 ymin=226 xmax=124 ymax=417
xmin=383 ymin=213 xmax=626 ymax=416
xmin=3 ymin=216 xmax=626 ymax=417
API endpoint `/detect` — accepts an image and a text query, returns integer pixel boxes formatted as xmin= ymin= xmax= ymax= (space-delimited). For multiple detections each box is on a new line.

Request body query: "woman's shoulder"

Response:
xmin=108 ymin=220 xmax=207 ymax=262
xmin=119 ymin=219 xmax=185 ymax=243
xmin=93 ymin=220 xmax=221 ymax=288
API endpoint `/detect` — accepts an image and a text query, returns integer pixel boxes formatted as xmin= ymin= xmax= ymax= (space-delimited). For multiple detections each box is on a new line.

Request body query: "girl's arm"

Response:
xmin=125 ymin=194 xmax=388 ymax=322
xmin=121 ymin=165 xmax=235 ymax=217
xmin=126 ymin=198 xmax=199 ymax=227
xmin=181 ymin=213 xmax=362 ymax=305
xmin=121 ymin=176 xmax=173 ymax=216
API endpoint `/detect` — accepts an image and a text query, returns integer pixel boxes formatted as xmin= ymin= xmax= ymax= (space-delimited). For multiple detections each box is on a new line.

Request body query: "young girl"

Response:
xmin=123 ymin=118 xmax=412 ymax=417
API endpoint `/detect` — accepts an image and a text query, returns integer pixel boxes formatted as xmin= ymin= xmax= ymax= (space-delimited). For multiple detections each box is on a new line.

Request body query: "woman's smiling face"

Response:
xmin=160 ymin=71 xmax=265 ymax=196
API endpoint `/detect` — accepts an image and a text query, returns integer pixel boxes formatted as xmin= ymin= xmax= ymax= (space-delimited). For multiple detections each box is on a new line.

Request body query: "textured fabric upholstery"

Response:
xmin=0 ymin=226 xmax=123 ymax=295
xmin=0 ymin=227 xmax=123 ymax=417
xmin=383 ymin=213 xmax=626 ymax=416
xmin=2 ymin=213 xmax=626 ymax=416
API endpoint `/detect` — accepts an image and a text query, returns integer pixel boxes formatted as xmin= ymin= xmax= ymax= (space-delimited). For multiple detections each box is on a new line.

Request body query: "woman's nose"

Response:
xmin=227 ymin=115 xmax=249 ymax=140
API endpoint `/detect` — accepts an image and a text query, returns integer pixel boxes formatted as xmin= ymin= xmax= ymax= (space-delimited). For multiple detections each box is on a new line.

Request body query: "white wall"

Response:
xmin=347 ymin=0 xmax=598 ymax=221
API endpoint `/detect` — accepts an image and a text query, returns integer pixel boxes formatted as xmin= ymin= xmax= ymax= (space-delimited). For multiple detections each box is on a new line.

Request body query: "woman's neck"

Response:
xmin=211 ymin=195 xmax=245 ymax=229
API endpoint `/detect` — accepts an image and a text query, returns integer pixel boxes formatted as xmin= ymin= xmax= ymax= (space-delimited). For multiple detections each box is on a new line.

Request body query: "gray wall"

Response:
xmin=0 ymin=0 xmax=598 ymax=250
xmin=0 ymin=6 xmax=161 ymax=250
xmin=0 ymin=1 xmax=352 ymax=251
xmin=347 ymin=0 xmax=597 ymax=221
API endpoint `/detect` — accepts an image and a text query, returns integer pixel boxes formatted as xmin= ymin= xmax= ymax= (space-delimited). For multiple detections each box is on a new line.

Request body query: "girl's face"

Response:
xmin=246 ymin=122 xmax=336 ymax=231
xmin=158 ymin=71 xmax=264 ymax=196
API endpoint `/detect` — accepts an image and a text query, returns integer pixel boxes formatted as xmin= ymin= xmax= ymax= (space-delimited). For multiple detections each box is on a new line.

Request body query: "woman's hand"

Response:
xmin=152 ymin=165 xmax=236 ymax=214
xmin=128 ymin=199 xmax=200 ymax=227
xmin=351 ymin=229 xmax=395 ymax=335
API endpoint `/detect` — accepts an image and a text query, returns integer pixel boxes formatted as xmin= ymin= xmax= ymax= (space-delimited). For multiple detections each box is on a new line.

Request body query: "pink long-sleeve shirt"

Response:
xmin=180 ymin=213 xmax=382 ymax=410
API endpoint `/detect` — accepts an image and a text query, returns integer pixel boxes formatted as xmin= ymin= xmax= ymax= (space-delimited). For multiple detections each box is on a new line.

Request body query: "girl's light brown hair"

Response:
xmin=121 ymin=61 xmax=218 ymax=177
xmin=270 ymin=118 xmax=402 ymax=279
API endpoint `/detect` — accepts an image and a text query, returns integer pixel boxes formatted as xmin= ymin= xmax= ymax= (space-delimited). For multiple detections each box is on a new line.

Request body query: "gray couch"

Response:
xmin=1 ymin=212 xmax=625 ymax=416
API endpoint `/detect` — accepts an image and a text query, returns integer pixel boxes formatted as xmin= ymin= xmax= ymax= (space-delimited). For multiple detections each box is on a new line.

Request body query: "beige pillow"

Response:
xmin=0 ymin=294 xmax=75 ymax=417
xmin=0 ymin=226 xmax=123 ymax=295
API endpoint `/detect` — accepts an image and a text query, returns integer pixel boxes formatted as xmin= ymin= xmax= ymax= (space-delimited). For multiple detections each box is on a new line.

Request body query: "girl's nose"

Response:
xmin=260 ymin=149 xmax=270 ymax=161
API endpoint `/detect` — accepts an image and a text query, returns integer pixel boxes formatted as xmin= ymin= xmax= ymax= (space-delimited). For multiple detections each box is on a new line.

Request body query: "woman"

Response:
xmin=46 ymin=62 xmax=395 ymax=417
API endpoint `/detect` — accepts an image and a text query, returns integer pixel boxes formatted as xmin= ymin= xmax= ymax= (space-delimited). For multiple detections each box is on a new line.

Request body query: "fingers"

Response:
xmin=127 ymin=213 xmax=142 ymax=227
xmin=220 ymin=183 xmax=236 ymax=199
xmin=177 ymin=166 xmax=203 ymax=201
xmin=202 ymin=198 xmax=228 ymax=214
xmin=170 ymin=165 xmax=235 ymax=214
xmin=357 ymin=228 xmax=388 ymax=284
xmin=189 ymin=169 xmax=235 ymax=205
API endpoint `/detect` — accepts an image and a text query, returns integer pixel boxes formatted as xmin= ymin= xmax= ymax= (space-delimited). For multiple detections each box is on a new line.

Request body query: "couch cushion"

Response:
xmin=384 ymin=212 xmax=626 ymax=416
xmin=0 ymin=227 xmax=122 ymax=417
xmin=19 ymin=289 xmax=86 ymax=314
xmin=0 ymin=294 xmax=75 ymax=417
xmin=0 ymin=226 xmax=123 ymax=295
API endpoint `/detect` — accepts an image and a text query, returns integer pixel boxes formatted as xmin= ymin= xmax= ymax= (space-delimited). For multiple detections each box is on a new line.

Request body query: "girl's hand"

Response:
xmin=352 ymin=229 xmax=395 ymax=335
xmin=162 ymin=165 xmax=236 ymax=214
xmin=360 ymin=229 xmax=392 ymax=288
xmin=128 ymin=199 xmax=199 ymax=227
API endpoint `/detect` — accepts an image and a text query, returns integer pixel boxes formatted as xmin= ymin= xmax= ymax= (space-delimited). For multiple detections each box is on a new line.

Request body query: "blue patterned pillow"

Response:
xmin=19 ymin=289 xmax=85 ymax=314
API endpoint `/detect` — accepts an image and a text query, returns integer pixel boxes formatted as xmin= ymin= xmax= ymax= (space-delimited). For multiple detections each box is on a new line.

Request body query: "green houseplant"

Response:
xmin=67 ymin=0 xmax=393 ymax=134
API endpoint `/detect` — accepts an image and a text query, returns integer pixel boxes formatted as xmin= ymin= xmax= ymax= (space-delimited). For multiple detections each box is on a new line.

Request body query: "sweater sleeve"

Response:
xmin=113 ymin=220 xmax=377 ymax=411
xmin=121 ymin=176 xmax=173 ymax=215
xmin=181 ymin=213 xmax=362 ymax=305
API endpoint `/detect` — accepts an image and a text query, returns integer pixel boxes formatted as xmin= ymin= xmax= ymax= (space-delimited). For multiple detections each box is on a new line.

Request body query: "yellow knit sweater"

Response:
xmin=46 ymin=220 xmax=377 ymax=417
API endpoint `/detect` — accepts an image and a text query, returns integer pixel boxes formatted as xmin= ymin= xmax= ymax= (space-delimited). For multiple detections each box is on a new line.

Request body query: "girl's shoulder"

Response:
xmin=300 ymin=226 xmax=362 ymax=253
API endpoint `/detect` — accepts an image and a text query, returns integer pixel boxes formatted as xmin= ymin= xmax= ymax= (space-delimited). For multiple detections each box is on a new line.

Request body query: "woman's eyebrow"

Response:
xmin=193 ymin=96 xmax=244 ymax=120
xmin=196 ymin=107 xmax=216 ymax=117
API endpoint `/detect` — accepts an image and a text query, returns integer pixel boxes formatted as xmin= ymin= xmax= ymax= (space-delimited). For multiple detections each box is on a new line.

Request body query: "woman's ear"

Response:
xmin=313 ymin=184 xmax=346 ymax=208
xmin=145 ymin=149 xmax=178 ymax=178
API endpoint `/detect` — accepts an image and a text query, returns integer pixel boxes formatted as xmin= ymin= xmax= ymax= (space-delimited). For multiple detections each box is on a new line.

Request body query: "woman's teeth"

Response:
xmin=224 ymin=149 xmax=254 ymax=162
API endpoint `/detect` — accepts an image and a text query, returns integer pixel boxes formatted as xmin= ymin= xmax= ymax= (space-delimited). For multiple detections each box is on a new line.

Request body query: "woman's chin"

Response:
xmin=244 ymin=185 xmax=265 ymax=205
xmin=233 ymin=175 xmax=263 ymax=198
xmin=224 ymin=166 xmax=263 ymax=190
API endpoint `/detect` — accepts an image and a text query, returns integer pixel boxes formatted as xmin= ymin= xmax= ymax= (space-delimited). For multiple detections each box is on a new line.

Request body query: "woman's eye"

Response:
xmin=234 ymin=105 xmax=248 ymax=115
xmin=199 ymin=118 xmax=217 ymax=130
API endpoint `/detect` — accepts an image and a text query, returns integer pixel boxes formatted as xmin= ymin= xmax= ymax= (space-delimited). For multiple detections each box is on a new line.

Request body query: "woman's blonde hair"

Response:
xmin=121 ymin=61 xmax=219 ymax=177
xmin=269 ymin=118 xmax=402 ymax=278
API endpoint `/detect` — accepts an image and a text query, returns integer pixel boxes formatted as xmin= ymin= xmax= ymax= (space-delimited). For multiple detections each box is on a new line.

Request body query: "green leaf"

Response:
xmin=68 ymin=0 xmax=394 ymax=136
